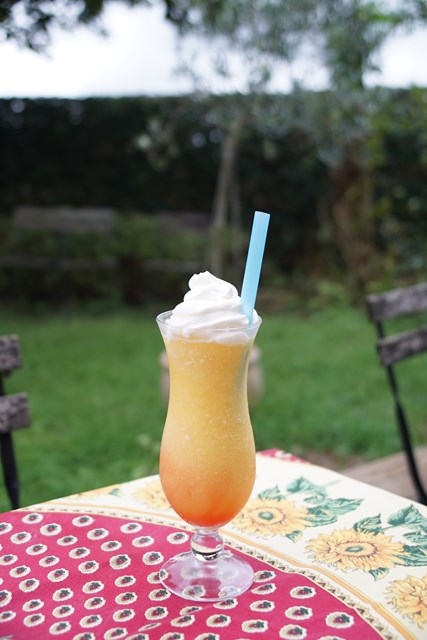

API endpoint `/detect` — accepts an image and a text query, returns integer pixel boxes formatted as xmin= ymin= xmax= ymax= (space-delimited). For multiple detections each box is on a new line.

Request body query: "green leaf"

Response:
xmin=306 ymin=498 xmax=362 ymax=528
xmin=303 ymin=492 xmax=329 ymax=505
xmin=403 ymin=529 xmax=427 ymax=546
xmin=354 ymin=514 xmax=383 ymax=533
xmin=308 ymin=497 xmax=362 ymax=515
xmin=306 ymin=508 xmax=341 ymax=527
xmin=258 ymin=485 xmax=284 ymax=501
xmin=368 ymin=567 xmax=389 ymax=581
xmin=286 ymin=477 xmax=323 ymax=494
xmin=388 ymin=505 xmax=427 ymax=529
xmin=286 ymin=530 xmax=303 ymax=543
xmin=398 ymin=546 xmax=427 ymax=567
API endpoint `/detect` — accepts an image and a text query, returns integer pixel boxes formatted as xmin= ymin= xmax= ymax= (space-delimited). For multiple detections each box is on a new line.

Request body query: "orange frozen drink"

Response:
xmin=159 ymin=332 xmax=257 ymax=528
xmin=157 ymin=271 xmax=262 ymax=601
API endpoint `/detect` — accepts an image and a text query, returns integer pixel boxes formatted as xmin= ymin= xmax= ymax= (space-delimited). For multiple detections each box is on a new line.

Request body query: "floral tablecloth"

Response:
xmin=1 ymin=449 xmax=426 ymax=639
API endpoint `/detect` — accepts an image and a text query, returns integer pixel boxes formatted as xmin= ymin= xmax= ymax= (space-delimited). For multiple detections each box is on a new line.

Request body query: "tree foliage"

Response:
xmin=167 ymin=0 xmax=427 ymax=291
xmin=0 ymin=0 xmax=185 ymax=50
xmin=1 ymin=91 xmax=427 ymax=262
xmin=167 ymin=0 xmax=426 ymax=87
xmin=2 ymin=0 xmax=427 ymax=294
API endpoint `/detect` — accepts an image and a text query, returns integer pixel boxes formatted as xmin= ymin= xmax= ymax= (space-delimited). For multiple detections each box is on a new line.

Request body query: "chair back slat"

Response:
xmin=366 ymin=282 xmax=427 ymax=504
xmin=0 ymin=336 xmax=22 ymax=374
xmin=0 ymin=393 xmax=31 ymax=433
xmin=377 ymin=326 xmax=427 ymax=367
xmin=366 ymin=282 xmax=427 ymax=323
xmin=0 ymin=335 xmax=30 ymax=509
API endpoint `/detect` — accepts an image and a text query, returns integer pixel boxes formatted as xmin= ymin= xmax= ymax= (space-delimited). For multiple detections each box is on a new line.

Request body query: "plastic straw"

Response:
xmin=241 ymin=210 xmax=270 ymax=321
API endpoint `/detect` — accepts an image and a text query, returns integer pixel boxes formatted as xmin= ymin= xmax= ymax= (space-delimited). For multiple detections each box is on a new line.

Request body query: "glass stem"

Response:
xmin=191 ymin=528 xmax=224 ymax=562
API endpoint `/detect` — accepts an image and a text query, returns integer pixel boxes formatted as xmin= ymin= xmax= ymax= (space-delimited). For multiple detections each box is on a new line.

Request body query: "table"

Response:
xmin=1 ymin=450 xmax=426 ymax=640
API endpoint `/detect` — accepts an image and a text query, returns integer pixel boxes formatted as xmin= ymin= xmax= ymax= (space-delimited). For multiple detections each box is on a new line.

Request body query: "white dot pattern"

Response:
xmin=0 ymin=510 xmax=366 ymax=638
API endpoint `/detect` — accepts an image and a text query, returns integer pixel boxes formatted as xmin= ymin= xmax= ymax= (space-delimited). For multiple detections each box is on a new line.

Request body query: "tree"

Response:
xmin=3 ymin=0 xmax=427 ymax=287
xmin=172 ymin=3 xmax=319 ymax=278
xmin=0 ymin=0 xmax=186 ymax=51
xmin=167 ymin=0 xmax=427 ymax=292
xmin=305 ymin=1 xmax=427 ymax=294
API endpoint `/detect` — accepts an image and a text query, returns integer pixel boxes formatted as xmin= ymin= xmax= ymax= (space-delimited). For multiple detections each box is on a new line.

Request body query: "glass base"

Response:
xmin=159 ymin=549 xmax=254 ymax=601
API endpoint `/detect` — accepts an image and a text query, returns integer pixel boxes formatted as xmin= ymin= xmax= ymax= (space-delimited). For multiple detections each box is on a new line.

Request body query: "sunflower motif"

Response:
xmin=233 ymin=498 xmax=309 ymax=538
xmin=386 ymin=574 xmax=427 ymax=628
xmin=306 ymin=528 xmax=405 ymax=573
xmin=132 ymin=481 xmax=170 ymax=511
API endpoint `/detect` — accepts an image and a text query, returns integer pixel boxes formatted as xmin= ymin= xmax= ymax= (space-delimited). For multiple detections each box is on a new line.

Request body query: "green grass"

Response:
xmin=1 ymin=306 xmax=426 ymax=512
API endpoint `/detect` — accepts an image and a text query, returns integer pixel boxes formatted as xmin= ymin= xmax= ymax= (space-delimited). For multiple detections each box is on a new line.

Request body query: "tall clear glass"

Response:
xmin=157 ymin=310 xmax=262 ymax=601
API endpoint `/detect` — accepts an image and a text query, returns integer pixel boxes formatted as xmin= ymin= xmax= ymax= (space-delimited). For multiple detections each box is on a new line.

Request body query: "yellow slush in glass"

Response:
xmin=157 ymin=271 xmax=262 ymax=601
xmin=159 ymin=318 xmax=259 ymax=529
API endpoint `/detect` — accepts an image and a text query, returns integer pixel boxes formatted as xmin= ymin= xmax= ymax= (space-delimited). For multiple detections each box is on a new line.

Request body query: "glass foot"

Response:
xmin=160 ymin=549 xmax=253 ymax=601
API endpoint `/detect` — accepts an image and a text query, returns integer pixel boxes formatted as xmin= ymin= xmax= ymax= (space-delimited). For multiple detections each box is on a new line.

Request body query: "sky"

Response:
xmin=1 ymin=3 xmax=427 ymax=98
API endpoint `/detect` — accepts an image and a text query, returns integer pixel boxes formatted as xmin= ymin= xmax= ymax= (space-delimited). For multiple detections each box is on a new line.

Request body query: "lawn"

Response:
xmin=1 ymin=305 xmax=426 ymax=512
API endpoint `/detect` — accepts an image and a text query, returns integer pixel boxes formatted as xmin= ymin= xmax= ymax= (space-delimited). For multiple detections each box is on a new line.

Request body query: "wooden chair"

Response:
xmin=0 ymin=335 xmax=31 ymax=509
xmin=366 ymin=282 xmax=427 ymax=504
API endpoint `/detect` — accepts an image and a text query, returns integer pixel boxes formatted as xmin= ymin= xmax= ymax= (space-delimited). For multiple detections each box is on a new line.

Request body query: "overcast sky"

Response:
xmin=1 ymin=3 xmax=427 ymax=98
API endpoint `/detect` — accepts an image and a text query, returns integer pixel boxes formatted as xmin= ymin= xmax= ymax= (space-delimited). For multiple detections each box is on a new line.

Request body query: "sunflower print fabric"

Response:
xmin=8 ymin=449 xmax=426 ymax=639
xmin=229 ymin=451 xmax=427 ymax=638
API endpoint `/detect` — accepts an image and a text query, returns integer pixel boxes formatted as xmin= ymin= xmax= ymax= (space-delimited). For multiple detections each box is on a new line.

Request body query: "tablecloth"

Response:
xmin=1 ymin=450 xmax=426 ymax=639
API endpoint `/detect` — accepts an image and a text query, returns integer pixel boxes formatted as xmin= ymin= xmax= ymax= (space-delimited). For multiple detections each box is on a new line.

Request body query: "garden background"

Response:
xmin=1 ymin=87 xmax=427 ymax=511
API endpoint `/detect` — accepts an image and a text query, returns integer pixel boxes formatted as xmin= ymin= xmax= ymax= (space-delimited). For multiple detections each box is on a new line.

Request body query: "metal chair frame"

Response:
xmin=366 ymin=282 xmax=427 ymax=505
xmin=0 ymin=335 xmax=31 ymax=509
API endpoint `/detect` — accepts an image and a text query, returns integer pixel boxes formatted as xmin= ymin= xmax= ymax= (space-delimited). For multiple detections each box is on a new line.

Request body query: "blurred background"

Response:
xmin=1 ymin=0 xmax=427 ymax=511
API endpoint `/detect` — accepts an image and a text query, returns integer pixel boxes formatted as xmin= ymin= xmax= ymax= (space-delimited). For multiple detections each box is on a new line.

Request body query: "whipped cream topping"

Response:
xmin=164 ymin=271 xmax=260 ymax=342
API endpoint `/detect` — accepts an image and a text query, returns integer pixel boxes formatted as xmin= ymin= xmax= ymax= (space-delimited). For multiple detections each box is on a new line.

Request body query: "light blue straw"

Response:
xmin=241 ymin=211 xmax=270 ymax=321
